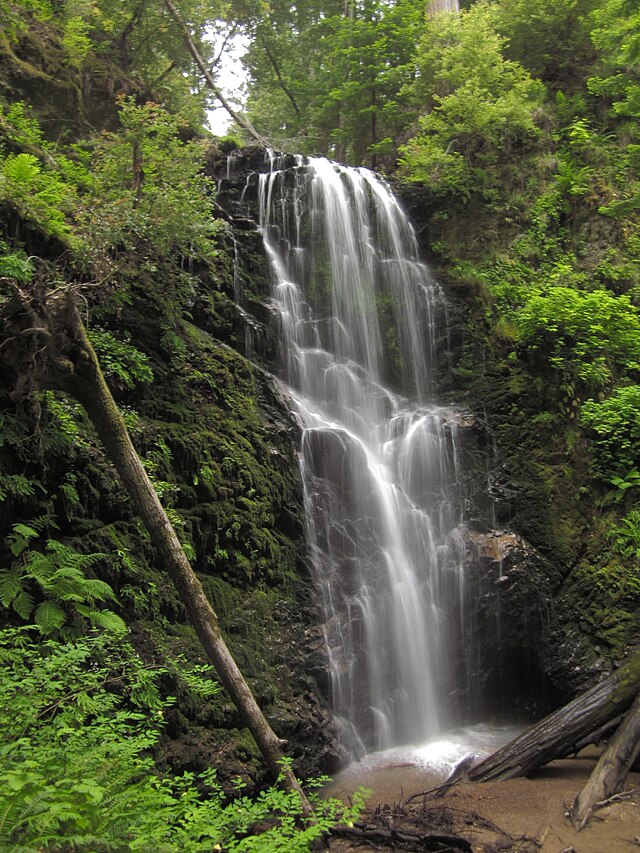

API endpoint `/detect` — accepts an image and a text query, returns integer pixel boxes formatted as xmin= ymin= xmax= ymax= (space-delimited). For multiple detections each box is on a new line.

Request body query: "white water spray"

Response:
xmin=257 ymin=154 xmax=468 ymax=758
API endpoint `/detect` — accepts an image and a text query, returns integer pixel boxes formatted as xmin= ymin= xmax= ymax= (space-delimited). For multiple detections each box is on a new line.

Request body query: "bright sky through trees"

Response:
xmin=206 ymin=29 xmax=248 ymax=134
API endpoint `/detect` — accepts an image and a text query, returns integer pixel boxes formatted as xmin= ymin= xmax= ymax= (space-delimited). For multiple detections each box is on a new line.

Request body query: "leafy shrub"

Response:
xmin=516 ymin=287 xmax=640 ymax=392
xmin=581 ymin=386 xmax=640 ymax=482
xmin=0 ymin=628 xmax=365 ymax=851
xmin=77 ymin=99 xmax=220 ymax=265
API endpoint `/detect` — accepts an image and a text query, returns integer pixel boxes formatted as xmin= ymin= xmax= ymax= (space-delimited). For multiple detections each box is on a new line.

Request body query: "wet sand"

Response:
xmin=326 ymin=747 xmax=640 ymax=852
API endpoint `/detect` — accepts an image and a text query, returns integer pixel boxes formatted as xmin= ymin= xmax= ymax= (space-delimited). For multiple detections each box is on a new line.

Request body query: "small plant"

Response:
xmin=0 ymin=521 xmax=125 ymax=635
xmin=87 ymin=328 xmax=154 ymax=390
xmin=581 ymin=386 xmax=640 ymax=483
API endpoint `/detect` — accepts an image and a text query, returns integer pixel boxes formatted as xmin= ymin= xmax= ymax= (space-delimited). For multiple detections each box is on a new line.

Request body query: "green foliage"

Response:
xmin=0 ymin=0 xmax=53 ymax=41
xmin=0 ymin=152 xmax=73 ymax=238
xmin=61 ymin=15 xmax=92 ymax=67
xmin=87 ymin=327 xmax=154 ymax=390
xmin=0 ymin=241 xmax=32 ymax=282
xmin=0 ymin=523 xmax=126 ymax=636
xmin=581 ymin=386 xmax=640 ymax=482
xmin=608 ymin=507 xmax=640 ymax=591
xmin=0 ymin=628 xmax=365 ymax=851
xmin=244 ymin=0 xmax=425 ymax=164
xmin=588 ymin=0 xmax=640 ymax=128
xmin=516 ymin=288 xmax=640 ymax=393
xmin=399 ymin=2 xmax=545 ymax=197
xmin=0 ymin=471 xmax=42 ymax=502
xmin=76 ymin=98 xmax=219 ymax=267
xmin=42 ymin=392 xmax=87 ymax=450
xmin=492 ymin=0 xmax=599 ymax=85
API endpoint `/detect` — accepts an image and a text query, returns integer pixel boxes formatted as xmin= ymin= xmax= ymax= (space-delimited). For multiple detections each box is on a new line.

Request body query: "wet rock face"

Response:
xmin=455 ymin=529 xmax=558 ymax=718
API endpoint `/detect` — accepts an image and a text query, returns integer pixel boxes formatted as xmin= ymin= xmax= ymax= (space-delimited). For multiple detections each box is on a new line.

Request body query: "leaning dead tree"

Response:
xmin=0 ymin=278 xmax=311 ymax=814
xmin=469 ymin=649 xmax=640 ymax=783
xmin=163 ymin=0 xmax=267 ymax=147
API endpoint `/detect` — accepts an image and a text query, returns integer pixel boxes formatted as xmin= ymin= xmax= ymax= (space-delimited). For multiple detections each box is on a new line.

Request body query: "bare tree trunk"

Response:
xmin=427 ymin=0 xmax=460 ymax=16
xmin=6 ymin=290 xmax=311 ymax=812
xmin=469 ymin=650 xmax=640 ymax=782
xmin=163 ymin=0 xmax=267 ymax=147
xmin=570 ymin=691 xmax=640 ymax=829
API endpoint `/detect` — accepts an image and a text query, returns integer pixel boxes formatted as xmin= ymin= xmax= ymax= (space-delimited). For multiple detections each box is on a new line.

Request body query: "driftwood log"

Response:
xmin=469 ymin=650 xmax=640 ymax=782
xmin=570 ymin=691 xmax=640 ymax=829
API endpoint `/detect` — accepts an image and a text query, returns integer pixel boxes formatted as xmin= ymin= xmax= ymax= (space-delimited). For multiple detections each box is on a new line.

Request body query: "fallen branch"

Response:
xmin=557 ymin=714 xmax=626 ymax=759
xmin=163 ymin=0 xmax=267 ymax=146
xmin=329 ymin=823 xmax=473 ymax=852
xmin=402 ymin=753 xmax=475 ymax=806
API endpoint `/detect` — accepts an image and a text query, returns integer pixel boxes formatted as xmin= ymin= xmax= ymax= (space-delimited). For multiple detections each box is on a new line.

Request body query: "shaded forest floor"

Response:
xmin=325 ymin=747 xmax=640 ymax=852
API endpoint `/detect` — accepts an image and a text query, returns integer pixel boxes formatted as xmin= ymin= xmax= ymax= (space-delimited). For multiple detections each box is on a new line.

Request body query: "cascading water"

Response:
xmin=256 ymin=154 xmax=469 ymax=760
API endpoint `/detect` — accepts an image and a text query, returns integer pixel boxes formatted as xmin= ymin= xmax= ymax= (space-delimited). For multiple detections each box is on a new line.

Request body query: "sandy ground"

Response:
xmin=325 ymin=748 xmax=640 ymax=852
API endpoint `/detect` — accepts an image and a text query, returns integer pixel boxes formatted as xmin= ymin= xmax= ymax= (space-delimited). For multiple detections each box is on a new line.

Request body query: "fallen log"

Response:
xmin=570 ymin=691 xmax=640 ymax=829
xmin=556 ymin=713 xmax=625 ymax=758
xmin=469 ymin=650 xmax=640 ymax=782
xmin=329 ymin=824 xmax=473 ymax=852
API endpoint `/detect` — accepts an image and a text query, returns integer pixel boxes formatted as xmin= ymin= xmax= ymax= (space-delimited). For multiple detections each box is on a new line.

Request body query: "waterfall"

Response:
xmin=257 ymin=154 xmax=468 ymax=758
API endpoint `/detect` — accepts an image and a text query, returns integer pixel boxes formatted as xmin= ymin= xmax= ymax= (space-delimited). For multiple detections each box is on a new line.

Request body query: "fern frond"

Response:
xmin=0 ymin=792 xmax=23 ymax=847
xmin=81 ymin=578 xmax=118 ymax=602
xmin=0 ymin=569 xmax=23 ymax=607
xmin=12 ymin=590 xmax=34 ymax=620
xmin=34 ymin=601 xmax=66 ymax=633
xmin=23 ymin=553 xmax=55 ymax=585
xmin=87 ymin=610 xmax=126 ymax=634
xmin=11 ymin=523 xmax=39 ymax=542
xmin=8 ymin=522 xmax=39 ymax=556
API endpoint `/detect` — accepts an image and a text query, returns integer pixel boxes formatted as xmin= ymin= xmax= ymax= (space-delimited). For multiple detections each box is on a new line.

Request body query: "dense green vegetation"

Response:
xmin=0 ymin=628 xmax=363 ymax=850
xmin=0 ymin=0 xmax=639 ymax=847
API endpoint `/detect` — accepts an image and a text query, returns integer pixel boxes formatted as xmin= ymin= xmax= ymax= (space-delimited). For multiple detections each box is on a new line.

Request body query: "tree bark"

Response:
xmin=163 ymin=0 xmax=267 ymax=146
xmin=469 ymin=650 xmax=640 ymax=782
xmin=4 ymin=289 xmax=311 ymax=812
xmin=570 ymin=691 xmax=640 ymax=829
xmin=427 ymin=0 xmax=460 ymax=17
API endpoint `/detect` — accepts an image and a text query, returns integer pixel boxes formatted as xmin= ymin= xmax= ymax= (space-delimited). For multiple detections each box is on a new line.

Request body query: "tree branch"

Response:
xmin=259 ymin=35 xmax=300 ymax=117
xmin=163 ymin=0 xmax=267 ymax=145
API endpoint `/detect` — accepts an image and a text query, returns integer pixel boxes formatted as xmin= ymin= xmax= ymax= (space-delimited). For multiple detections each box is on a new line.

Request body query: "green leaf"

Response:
xmin=0 ymin=569 xmax=23 ymax=607
xmin=34 ymin=601 xmax=66 ymax=633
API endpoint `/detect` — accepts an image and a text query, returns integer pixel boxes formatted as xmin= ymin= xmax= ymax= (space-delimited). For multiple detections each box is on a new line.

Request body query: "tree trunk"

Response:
xmin=469 ymin=650 xmax=640 ymax=782
xmin=427 ymin=0 xmax=460 ymax=17
xmin=23 ymin=293 xmax=311 ymax=812
xmin=163 ymin=0 xmax=267 ymax=146
xmin=570 ymin=691 xmax=640 ymax=829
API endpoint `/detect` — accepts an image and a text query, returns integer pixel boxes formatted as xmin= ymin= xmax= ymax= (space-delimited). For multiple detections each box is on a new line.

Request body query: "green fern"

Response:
xmin=0 ymin=473 xmax=42 ymax=504
xmin=34 ymin=601 xmax=66 ymax=633
xmin=87 ymin=328 xmax=154 ymax=389
xmin=0 ymin=247 xmax=32 ymax=283
xmin=0 ymin=525 xmax=124 ymax=636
